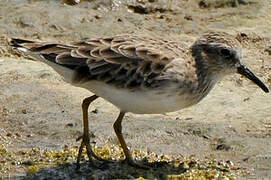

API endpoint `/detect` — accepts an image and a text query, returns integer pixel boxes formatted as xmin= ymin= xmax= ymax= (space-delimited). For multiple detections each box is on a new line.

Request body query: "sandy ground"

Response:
xmin=0 ymin=0 xmax=271 ymax=179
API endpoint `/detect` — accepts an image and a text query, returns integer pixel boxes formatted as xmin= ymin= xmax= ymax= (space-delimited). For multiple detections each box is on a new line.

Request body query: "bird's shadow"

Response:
xmin=13 ymin=158 xmax=192 ymax=179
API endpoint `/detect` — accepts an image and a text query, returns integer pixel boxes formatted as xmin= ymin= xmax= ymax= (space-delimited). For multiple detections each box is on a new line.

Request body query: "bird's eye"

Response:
xmin=220 ymin=48 xmax=232 ymax=58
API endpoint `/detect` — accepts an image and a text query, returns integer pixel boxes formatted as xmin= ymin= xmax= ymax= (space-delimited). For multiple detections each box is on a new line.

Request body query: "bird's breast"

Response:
xmin=78 ymin=80 xmax=198 ymax=114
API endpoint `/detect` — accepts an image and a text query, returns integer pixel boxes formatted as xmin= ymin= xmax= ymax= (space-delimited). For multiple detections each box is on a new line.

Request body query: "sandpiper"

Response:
xmin=10 ymin=32 xmax=269 ymax=168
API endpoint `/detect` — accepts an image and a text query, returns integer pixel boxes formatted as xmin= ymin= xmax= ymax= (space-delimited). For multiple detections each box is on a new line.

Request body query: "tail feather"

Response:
xmin=10 ymin=38 xmax=74 ymax=54
xmin=10 ymin=38 xmax=87 ymax=68
xmin=10 ymin=38 xmax=35 ymax=47
xmin=10 ymin=38 xmax=89 ymax=83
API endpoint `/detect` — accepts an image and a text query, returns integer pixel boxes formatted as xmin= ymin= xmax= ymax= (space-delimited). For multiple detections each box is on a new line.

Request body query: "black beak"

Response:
xmin=237 ymin=65 xmax=269 ymax=93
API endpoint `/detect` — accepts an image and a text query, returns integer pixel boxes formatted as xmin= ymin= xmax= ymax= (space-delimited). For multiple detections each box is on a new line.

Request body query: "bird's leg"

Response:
xmin=76 ymin=95 xmax=99 ymax=168
xmin=113 ymin=111 xmax=149 ymax=169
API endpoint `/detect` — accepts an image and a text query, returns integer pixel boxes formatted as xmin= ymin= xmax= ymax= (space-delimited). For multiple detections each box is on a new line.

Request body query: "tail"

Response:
xmin=10 ymin=38 xmax=87 ymax=83
xmin=10 ymin=38 xmax=74 ymax=63
xmin=10 ymin=38 xmax=35 ymax=48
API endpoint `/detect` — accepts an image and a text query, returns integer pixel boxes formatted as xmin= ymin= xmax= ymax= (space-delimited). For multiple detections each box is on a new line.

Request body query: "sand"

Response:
xmin=0 ymin=0 xmax=271 ymax=179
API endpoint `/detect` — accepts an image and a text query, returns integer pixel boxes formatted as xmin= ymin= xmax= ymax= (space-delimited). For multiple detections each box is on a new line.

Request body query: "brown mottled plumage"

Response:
xmin=11 ymin=35 xmax=187 ymax=89
xmin=10 ymin=32 xmax=269 ymax=169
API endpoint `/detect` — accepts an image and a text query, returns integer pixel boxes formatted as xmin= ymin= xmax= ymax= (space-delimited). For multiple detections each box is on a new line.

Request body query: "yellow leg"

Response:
xmin=76 ymin=95 xmax=99 ymax=168
xmin=113 ymin=111 xmax=148 ymax=169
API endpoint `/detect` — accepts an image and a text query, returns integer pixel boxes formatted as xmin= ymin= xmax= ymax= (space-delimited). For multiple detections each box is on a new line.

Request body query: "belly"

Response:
xmin=78 ymin=80 xmax=194 ymax=114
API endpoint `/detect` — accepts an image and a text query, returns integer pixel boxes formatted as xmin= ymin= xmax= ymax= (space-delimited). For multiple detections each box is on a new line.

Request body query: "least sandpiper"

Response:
xmin=10 ymin=32 xmax=269 ymax=168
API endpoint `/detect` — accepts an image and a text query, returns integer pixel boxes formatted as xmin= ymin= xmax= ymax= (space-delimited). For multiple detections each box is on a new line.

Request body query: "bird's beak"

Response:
xmin=237 ymin=65 xmax=269 ymax=93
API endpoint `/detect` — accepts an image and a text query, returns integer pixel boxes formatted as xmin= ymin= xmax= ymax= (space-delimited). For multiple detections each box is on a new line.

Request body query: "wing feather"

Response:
xmin=99 ymin=46 xmax=123 ymax=59
xmin=56 ymin=52 xmax=86 ymax=65
xmin=11 ymin=35 xmax=181 ymax=88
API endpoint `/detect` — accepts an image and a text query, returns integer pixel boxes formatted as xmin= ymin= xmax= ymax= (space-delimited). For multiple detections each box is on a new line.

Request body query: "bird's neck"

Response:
xmin=189 ymin=46 xmax=220 ymax=98
xmin=190 ymin=46 xmax=221 ymax=84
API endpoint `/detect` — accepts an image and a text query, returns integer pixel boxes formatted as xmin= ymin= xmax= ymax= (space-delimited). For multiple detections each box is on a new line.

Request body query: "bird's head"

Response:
xmin=191 ymin=32 xmax=269 ymax=93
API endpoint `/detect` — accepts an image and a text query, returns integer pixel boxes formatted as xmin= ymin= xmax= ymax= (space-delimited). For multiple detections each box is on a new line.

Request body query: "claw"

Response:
xmin=76 ymin=133 xmax=113 ymax=168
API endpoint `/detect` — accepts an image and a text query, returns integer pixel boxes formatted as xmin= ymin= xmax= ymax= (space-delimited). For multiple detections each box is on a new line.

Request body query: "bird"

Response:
xmin=10 ymin=32 xmax=269 ymax=168
xmin=61 ymin=0 xmax=82 ymax=6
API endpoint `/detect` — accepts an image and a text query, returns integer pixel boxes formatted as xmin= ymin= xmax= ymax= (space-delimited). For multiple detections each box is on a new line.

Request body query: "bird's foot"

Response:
xmin=76 ymin=134 xmax=113 ymax=169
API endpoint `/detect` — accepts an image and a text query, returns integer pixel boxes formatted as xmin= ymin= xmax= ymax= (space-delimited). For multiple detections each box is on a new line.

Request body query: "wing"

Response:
xmin=10 ymin=35 xmax=184 ymax=89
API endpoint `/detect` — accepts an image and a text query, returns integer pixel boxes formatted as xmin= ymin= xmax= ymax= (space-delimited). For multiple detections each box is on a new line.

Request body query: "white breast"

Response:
xmin=78 ymin=80 xmax=194 ymax=114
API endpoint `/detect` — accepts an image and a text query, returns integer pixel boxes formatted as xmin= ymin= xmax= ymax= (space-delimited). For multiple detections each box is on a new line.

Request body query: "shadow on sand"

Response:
xmin=10 ymin=159 xmax=193 ymax=179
